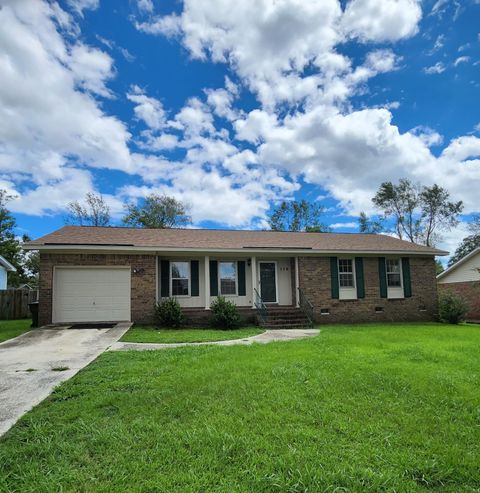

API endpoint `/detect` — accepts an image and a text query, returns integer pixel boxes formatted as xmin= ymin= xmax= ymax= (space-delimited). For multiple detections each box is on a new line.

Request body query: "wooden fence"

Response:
xmin=0 ymin=289 xmax=38 ymax=320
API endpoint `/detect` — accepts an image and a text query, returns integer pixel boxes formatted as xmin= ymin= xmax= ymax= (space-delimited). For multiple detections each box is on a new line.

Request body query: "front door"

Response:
xmin=259 ymin=262 xmax=277 ymax=303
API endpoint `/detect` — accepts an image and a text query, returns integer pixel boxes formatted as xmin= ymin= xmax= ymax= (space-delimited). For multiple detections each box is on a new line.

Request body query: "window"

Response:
xmin=386 ymin=259 xmax=402 ymax=287
xmin=338 ymin=259 xmax=355 ymax=288
xmin=219 ymin=261 xmax=237 ymax=295
xmin=171 ymin=261 xmax=189 ymax=296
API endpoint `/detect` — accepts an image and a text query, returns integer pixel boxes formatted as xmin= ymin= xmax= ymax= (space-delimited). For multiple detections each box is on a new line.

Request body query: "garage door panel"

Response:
xmin=53 ymin=268 xmax=131 ymax=323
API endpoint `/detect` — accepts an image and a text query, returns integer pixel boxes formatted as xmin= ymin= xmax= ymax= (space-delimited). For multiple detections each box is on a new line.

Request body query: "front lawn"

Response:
xmin=121 ymin=326 xmax=264 ymax=343
xmin=1 ymin=323 xmax=480 ymax=492
xmin=0 ymin=319 xmax=32 ymax=343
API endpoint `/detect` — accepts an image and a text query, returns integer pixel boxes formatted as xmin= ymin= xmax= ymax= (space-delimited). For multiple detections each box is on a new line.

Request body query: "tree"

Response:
xmin=469 ymin=214 xmax=480 ymax=235
xmin=66 ymin=192 xmax=110 ymax=227
xmin=372 ymin=179 xmax=421 ymax=241
xmin=358 ymin=212 xmax=384 ymax=234
xmin=0 ymin=190 xmax=33 ymax=287
xmin=372 ymin=179 xmax=463 ymax=246
xmin=123 ymin=194 xmax=191 ymax=228
xmin=268 ymin=200 xmax=330 ymax=232
xmin=419 ymin=184 xmax=463 ymax=247
xmin=435 ymin=259 xmax=444 ymax=275
xmin=448 ymin=234 xmax=480 ymax=267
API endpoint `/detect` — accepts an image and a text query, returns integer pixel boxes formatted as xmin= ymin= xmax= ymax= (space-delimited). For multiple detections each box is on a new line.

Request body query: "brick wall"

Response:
xmin=39 ymin=253 xmax=156 ymax=326
xmin=298 ymin=256 xmax=438 ymax=323
xmin=438 ymin=281 xmax=480 ymax=321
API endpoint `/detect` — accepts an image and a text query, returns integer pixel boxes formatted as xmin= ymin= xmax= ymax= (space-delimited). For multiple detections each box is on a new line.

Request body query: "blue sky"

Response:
xmin=1 ymin=0 xmax=479 ymax=255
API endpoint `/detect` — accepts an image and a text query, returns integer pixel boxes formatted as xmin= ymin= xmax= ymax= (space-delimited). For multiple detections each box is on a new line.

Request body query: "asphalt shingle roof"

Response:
xmin=26 ymin=226 xmax=447 ymax=255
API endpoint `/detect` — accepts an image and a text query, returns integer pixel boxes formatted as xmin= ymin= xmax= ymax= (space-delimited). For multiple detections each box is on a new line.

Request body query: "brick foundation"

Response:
xmin=39 ymin=253 xmax=156 ymax=326
xmin=298 ymin=256 xmax=438 ymax=323
xmin=438 ymin=281 xmax=480 ymax=321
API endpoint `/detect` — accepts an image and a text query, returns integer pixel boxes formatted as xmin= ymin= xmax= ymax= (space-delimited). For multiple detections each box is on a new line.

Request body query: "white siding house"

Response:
xmin=0 ymin=255 xmax=16 ymax=289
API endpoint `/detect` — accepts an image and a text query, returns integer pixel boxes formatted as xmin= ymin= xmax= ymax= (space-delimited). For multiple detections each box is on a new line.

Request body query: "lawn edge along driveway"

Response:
xmin=110 ymin=328 xmax=320 ymax=351
xmin=120 ymin=326 xmax=264 ymax=344
xmin=0 ymin=322 xmax=131 ymax=437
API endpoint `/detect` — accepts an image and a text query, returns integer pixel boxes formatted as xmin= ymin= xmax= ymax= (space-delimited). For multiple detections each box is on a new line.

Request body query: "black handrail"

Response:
xmin=254 ymin=288 xmax=268 ymax=325
xmin=298 ymin=288 xmax=314 ymax=326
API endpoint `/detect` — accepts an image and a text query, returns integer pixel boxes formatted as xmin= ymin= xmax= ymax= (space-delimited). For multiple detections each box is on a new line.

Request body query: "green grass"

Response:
xmin=0 ymin=319 xmax=32 ymax=343
xmin=1 ymin=323 xmax=480 ymax=492
xmin=120 ymin=325 xmax=264 ymax=343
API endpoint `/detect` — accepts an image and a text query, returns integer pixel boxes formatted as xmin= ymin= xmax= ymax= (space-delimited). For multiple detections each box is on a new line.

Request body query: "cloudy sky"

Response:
xmin=1 ymin=0 xmax=479 ymax=255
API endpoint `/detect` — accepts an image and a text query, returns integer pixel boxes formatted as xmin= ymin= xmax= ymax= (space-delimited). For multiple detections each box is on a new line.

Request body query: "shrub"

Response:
xmin=154 ymin=298 xmax=184 ymax=328
xmin=210 ymin=296 xmax=241 ymax=329
xmin=438 ymin=290 xmax=468 ymax=324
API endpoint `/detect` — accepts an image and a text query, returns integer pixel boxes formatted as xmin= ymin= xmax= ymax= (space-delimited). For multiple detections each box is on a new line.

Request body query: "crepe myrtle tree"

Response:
xmin=268 ymin=200 xmax=331 ymax=232
xmin=123 ymin=194 xmax=192 ymax=229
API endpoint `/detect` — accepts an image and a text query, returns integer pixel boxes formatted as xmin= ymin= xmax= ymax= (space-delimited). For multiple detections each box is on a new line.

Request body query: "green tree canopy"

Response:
xmin=372 ymin=179 xmax=463 ymax=246
xmin=66 ymin=192 xmax=110 ymax=227
xmin=358 ymin=212 xmax=384 ymax=234
xmin=123 ymin=194 xmax=191 ymax=229
xmin=448 ymin=234 xmax=480 ymax=267
xmin=268 ymin=200 xmax=330 ymax=232
xmin=0 ymin=190 xmax=37 ymax=287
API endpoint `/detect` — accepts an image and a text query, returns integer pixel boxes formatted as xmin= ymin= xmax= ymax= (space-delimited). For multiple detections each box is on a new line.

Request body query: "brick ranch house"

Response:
xmin=24 ymin=226 xmax=447 ymax=327
xmin=437 ymin=247 xmax=480 ymax=322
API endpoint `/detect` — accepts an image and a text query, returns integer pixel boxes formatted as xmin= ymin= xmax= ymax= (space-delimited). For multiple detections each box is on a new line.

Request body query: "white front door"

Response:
xmin=53 ymin=267 xmax=131 ymax=323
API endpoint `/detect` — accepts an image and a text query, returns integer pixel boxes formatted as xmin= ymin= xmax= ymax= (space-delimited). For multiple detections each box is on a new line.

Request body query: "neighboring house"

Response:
xmin=0 ymin=255 xmax=16 ymax=290
xmin=24 ymin=226 xmax=446 ymax=327
xmin=437 ymin=247 xmax=480 ymax=321
xmin=17 ymin=283 xmax=34 ymax=290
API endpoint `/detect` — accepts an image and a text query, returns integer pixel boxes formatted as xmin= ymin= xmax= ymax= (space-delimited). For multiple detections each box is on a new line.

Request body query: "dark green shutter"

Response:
xmin=191 ymin=260 xmax=199 ymax=297
xmin=160 ymin=260 xmax=170 ymax=297
xmin=209 ymin=260 xmax=218 ymax=296
xmin=401 ymin=257 xmax=412 ymax=297
xmin=378 ymin=257 xmax=387 ymax=298
xmin=238 ymin=261 xmax=246 ymax=296
xmin=355 ymin=257 xmax=365 ymax=299
xmin=330 ymin=257 xmax=339 ymax=299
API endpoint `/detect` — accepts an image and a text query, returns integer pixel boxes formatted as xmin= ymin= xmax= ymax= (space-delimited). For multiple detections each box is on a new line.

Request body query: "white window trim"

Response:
xmin=258 ymin=260 xmax=279 ymax=304
xmin=338 ymin=258 xmax=357 ymax=300
xmin=218 ymin=260 xmax=238 ymax=297
xmin=170 ymin=260 xmax=191 ymax=298
xmin=386 ymin=258 xmax=404 ymax=299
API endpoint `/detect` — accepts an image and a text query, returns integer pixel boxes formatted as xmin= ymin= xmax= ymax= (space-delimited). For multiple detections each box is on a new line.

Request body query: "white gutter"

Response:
xmin=23 ymin=243 xmax=448 ymax=256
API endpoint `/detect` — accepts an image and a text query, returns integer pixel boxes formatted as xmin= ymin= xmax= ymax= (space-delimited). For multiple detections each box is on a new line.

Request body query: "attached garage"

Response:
xmin=53 ymin=267 xmax=131 ymax=323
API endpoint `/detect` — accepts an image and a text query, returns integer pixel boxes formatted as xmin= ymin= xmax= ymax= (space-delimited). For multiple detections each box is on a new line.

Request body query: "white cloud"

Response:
xmin=330 ymin=222 xmax=358 ymax=229
xmin=454 ymin=56 xmax=470 ymax=67
xmin=0 ymin=0 xmax=132 ymax=215
xmin=410 ymin=126 xmax=443 ymax=147
xmin=127 ymin=86 xmax=167 ymax=130
xmin=424 ymin=62 xmax=446 ymax=74
xmin=137 ymin=0 xmax=154 ymax=13
xmin=137 ymin=0 xmax=411 ymax=108
xmin=342 ymin=0 xmax=422 ymax=42
xmin=69 ymin=43 xmax=115 ymax=97
xmin=67 ymin=0 xmax=99 ymax=16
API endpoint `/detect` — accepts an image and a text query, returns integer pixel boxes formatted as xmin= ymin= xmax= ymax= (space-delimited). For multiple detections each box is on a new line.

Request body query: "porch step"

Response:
xmin=262 ymin=322 xmax=311 ymax=330
xmin=257 ymin=307 xmax=312 ymax=329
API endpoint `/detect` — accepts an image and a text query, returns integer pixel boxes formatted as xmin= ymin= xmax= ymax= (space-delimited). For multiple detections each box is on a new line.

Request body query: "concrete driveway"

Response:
xmin=0 ymin=323 xmax=130 ymax=437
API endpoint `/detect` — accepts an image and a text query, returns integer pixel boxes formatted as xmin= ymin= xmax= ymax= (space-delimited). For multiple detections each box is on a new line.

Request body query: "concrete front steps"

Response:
xmin=258 ymin=306 xmax=312 ymax=329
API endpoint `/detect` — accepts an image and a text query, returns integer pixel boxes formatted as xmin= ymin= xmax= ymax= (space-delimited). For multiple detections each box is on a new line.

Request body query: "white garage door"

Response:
xmin=53 ymin=267 xmax=131 ymax=323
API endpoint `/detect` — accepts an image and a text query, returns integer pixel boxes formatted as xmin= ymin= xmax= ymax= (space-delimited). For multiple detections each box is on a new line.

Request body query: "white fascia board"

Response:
xmin=437 ymin=247 xmax=480 ymax=280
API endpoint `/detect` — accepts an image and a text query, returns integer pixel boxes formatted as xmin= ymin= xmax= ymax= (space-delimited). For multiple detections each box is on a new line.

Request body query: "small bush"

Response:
xmin=210 ymin=296 xmax=241 ymax=329
xmin=154 ymin=298 xmax=184 ymax=328
xmin=438 ymin=290 xmax=468 ymax=324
